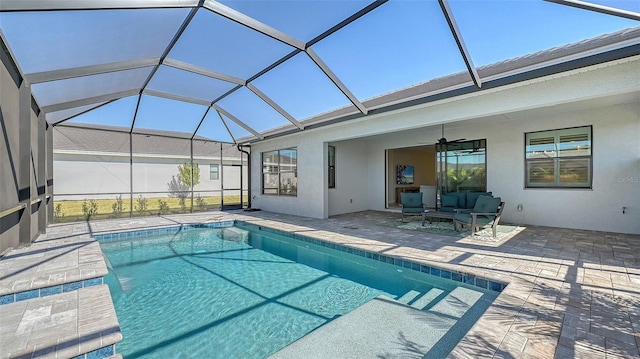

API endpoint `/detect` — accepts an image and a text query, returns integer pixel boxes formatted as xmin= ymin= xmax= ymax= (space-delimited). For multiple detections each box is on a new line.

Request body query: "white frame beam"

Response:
xmin=163 ymin=58 xmax=245 ymax=85
xmin=26 ymin=58 xmax=160 ymax=84
xmin=306 ymin=48 xmax=368 ymax=115
xmin=246 ymin=83 xmax=304 ymax=130
xmin=216 ymin=110 xmax=237 ymax=144
xmin=41 ymin=89 xmax=139 ymax=113
xmin=203 ymin=0 xmax=305 ymax=50
xmin=48 ymin=102 xmax=112 ymax=125
xmin=212 ymin=104 xmax=263 ymax=140
xmin=0 ymin=0 xmax=200 ymax=11
xmin=438 ymin=0 xmax=482 ymax=88
xmin=143 ymin=89 xmax=211 ymax=107
xmin=544 ymin=0 xmax=640 ymax=21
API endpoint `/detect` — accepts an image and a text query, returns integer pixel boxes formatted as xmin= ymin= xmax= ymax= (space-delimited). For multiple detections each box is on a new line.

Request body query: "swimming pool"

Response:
xmin=98 ymin=222 xmax=501 ymax=358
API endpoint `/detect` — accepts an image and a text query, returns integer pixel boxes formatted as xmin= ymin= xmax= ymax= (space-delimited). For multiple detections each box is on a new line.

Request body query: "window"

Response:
xmin=525 ymin=126 xmax=592 ymax=188
xmin=328 ymin=145 xmax=335 ymax=188
xmin=209 ymin=164 xmax=219 ymax=180
xmin=262 ymin=148 xmax=297 ymax=196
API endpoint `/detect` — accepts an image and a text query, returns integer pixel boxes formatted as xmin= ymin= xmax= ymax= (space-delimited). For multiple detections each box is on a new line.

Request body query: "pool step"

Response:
xmin=428 ymin=286 xmax=484 ymax=318
xmin=270 ymin=292 xmax=485 ymax=359
xmin=217 ymin=227 xmax=249 ymax=242
xmin=396 ymin=288 xmax=445 ymax=310
xmin=396 ymin=286 xmax=482 ymax=315
xmin=411 ymin=288 xmax=445 ymax=310
xmin=397 ymin=290 xmax=421 ymax=304
xmin=273 ymin=287 xmax=486 ymax=359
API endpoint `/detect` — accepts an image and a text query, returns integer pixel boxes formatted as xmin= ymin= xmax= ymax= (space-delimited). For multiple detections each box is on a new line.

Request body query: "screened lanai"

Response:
xmin=1 ymin=0 xmax=640 ymax=224
xmin=2 ymin=0 xmax=639 ymax=140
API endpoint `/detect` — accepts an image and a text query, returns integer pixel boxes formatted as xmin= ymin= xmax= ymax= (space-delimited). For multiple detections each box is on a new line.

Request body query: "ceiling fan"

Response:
xmin=436 ymin=124 xmax=465 ymax=145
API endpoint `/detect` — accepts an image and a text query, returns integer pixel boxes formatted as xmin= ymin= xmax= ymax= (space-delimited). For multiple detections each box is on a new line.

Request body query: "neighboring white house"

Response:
xmin=53 ymin=124 xmax=248 ymax=201
xmin=249 ymin=31 xmax=640 ymax=235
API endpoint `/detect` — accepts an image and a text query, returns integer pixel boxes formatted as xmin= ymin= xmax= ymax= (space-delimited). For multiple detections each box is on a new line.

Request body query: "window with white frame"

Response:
xmin=525 ymin=126 xmax=592 ymax=188
xmin=210 ymin=164 xmax=219 ymax=180
xmin=262 ymin=148 xmax=297 ymax=195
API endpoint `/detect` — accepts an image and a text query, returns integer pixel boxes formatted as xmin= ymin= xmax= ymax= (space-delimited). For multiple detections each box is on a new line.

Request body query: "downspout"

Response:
xmin=237 ymin=144 xmax=251 ymax=209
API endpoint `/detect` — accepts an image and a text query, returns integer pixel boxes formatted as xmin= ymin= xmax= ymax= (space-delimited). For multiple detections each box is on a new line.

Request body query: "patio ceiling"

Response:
xmin=1 ymin=0 xmax=639 ymax=144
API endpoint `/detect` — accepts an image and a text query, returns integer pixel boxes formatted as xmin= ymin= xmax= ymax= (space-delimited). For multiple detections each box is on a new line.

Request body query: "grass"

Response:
xmin=53 ymin=195 xmax=245 ymax=223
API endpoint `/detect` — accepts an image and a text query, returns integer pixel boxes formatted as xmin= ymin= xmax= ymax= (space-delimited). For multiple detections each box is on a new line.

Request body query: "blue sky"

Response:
xmin=1 ymin=0 xmax=638 ymax=142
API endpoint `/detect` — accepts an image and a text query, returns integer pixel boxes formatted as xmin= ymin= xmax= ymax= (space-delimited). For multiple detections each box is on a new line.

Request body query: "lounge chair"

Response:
xmin=400 ymin=192 xmax=426 ymax=222
xmin=453 ymin=195 xmax=504 ymax=237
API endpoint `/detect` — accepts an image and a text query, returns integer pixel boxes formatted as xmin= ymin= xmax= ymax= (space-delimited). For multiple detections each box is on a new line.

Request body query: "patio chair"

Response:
xmin=400 ymin=192 xmax=426 ymax=222
xmin=453 ymin=195 xmax=504 ymax=237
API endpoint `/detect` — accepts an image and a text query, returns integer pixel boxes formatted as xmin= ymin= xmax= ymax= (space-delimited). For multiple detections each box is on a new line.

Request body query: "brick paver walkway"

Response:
xmin=2 ymin=210 xmax=638 ymax=358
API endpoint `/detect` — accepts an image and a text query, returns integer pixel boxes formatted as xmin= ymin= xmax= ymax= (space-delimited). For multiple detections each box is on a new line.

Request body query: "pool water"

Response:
xmin=99 ymin=224 xmax=499 ymax=359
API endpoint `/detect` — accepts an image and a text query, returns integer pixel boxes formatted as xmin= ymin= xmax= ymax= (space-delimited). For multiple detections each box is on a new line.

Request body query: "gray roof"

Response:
xmin=54 ymin=123 xmax=244 ymax=158
xmin=269 ymin=26 xmax=640 ymax=138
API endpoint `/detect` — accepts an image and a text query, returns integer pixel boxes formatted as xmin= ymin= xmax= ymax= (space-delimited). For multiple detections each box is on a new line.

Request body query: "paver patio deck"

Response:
xmin=1 ymin=210 xmax=638 ymax=358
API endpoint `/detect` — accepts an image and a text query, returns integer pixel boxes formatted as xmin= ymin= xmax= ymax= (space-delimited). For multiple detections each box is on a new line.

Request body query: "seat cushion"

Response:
xmin=466 ymin=192 xmax=492 ymax=209
xmin=454 ymin=213 xmax=494 ymax=225
xmin=473 ymin=195 xmax=501 ymax=214
xmin=403 ymin=207 xmax=424 ymax=214
xmin=441 ymin=194 xmax=458 ymax=208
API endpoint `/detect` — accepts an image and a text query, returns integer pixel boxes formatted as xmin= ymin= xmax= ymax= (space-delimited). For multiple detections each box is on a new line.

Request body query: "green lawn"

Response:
xmin=53 ymin=195 xmax=245 ymax=223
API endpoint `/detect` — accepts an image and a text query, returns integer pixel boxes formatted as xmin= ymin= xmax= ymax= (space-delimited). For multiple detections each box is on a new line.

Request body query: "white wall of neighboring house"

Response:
xmin=53 ymin=152 xmax=246 ymax=200
xmin=249 ymin=56 xmax=640 ymax=234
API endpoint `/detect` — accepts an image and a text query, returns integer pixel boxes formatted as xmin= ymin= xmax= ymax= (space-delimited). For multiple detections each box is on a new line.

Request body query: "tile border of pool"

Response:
xmin=93 ymin=220 xmax=508 ymax=293
xmin=0 ymin=277 xmax=104 ymax=305
xmin=237 ymin=221 xmax=507 ymax=293
xmin=72 ymin=344 xmax=115 ymax=359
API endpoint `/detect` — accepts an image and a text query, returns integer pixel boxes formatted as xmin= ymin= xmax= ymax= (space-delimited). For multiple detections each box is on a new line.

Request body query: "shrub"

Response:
xmin=157 ymin=199 xmax=169 ymax=215
xmin=179 ymin=197 xmax=187 ymax=212
xmin=195 ymin=194 xmax=207 ymax=211
xmin=54 ymin=203 xmax=64 ymax=220
xmin=135 ymin=195 xmax=148 ymax=214
xmin=81 ymin=199 xmax=99 ymax=220
xmin=111 ymin=195 xmax=124 ymax=218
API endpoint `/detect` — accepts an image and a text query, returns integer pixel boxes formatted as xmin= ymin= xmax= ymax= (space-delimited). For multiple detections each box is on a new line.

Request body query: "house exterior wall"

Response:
xmin=249 ymin=56 xmax=640 ymax=234
xmin=53 ymin=152 xmax=245 ymax=200
xmin=327 ymin=139 xmax=370 ymax=216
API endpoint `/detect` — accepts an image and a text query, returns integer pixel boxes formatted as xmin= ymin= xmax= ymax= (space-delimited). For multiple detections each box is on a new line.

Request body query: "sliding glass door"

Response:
xmin=436 ymin=139 xmax=487 ymax=204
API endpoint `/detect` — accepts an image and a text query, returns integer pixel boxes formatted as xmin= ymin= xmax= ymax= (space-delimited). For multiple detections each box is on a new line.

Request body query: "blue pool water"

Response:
xmin=99 ymin=223 xmax=500 ymax=359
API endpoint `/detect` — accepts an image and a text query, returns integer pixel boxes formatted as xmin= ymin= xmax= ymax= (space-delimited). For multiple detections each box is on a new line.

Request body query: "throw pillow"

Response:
xmin=474 ymin=195 xmax=501 ymax=213
xmin=441 ymin=194 xmax=458 ymax=208
xmin=453 ymin=192 xmax=466 ymax=209
xmin=467 ymin=192 xmax=492 ymax=208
